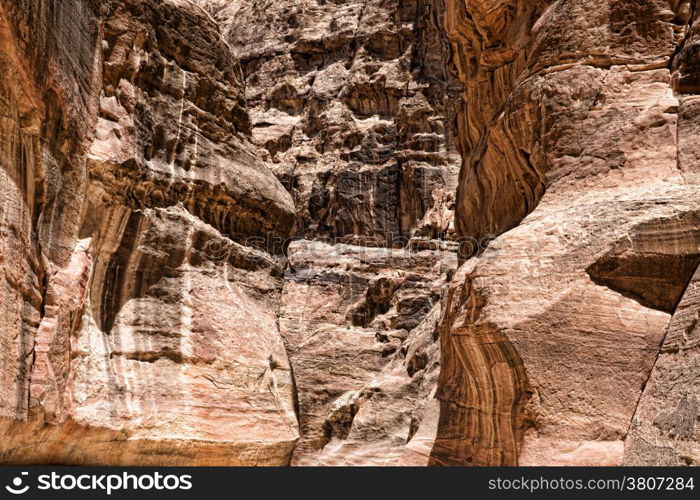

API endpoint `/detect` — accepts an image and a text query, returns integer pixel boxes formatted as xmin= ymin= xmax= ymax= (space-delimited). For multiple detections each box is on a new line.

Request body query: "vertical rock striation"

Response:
xmin=1 ymin=0 xmax=700 ymax=467
xmin=196 ymin=0 xmax=464 ymax=465
xmin=0 ymin=0 xmax=299 ymax=465
xmin=625 ymin=1 xmax=700 ymax=466
xmin=433 ymin=0 xmax=700 ymax=465
xmin=0 ymin=0 xmax=102 ymax=443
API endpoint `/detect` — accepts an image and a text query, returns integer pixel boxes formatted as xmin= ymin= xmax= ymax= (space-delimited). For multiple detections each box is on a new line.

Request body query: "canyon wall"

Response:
xmin=433 ymin=0 xmax=700 ymax=465
xmin=197 ymin=0 xmax=465 ymax=465
xmin=0 ymin=0 xmax=298 ymax=465
xmin=200 ymin=0 xmax=462 ymax=244
xmin=0 ymin=0 xmax=698 ymax=466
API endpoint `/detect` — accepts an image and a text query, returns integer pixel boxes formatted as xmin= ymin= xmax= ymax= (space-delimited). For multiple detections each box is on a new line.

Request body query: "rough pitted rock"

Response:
xmin=279 ymin=239 xmax=456 ymax=464
xmin=0 ymin=0 xmax=297 ymax=465
xmin=1 ymin=0 xmax=700 ymax=467
xmin=197 ymin=0 xmax=463 ymax=244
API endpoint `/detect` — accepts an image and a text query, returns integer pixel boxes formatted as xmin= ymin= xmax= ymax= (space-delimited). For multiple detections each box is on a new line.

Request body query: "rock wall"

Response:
xmin=0 ymin=0 xmax=298 ymax=465
xmin=625 ymin=266 xmax=700 ymax=465
xmin=196 ymin=0 xmax=465 ymax=465
xmin=1 ymin=0 xmax=699 ymax=467
xmin=0 ymin=0 xmax=102 ymax=446
xmin=198 ymin=0 xmax=462 ymax=244
xmin=279 ymin=240 xmax=455 ymax=464
xmin=433 ymin=0 xmax=700 ymax=465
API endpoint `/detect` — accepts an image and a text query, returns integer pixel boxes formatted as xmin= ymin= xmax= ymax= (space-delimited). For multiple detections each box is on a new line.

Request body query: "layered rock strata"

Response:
xmin=1 ymin=0 xmax=700 ymax=468
xmin=0 ymin=0 xmax=298 ymax=465
xmin=198 ymin=0 xmax=463 ymax=244
xmin=433 ymin=0 xmax=700 ymax=465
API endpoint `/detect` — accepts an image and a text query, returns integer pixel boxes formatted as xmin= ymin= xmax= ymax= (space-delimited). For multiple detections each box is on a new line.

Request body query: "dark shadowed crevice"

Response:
xmin=586 ymin=212 xmax=700 ymax=313
xmin=585 ymin=212 xmax=700 ymax=446
xmin=625 ymin=259 xmax=700 ymax=441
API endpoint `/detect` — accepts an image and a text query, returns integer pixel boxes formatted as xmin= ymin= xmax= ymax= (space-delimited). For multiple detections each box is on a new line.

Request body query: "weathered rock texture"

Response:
xmin=196 ymin=0 xmax=466 ymax=465
xmin=1 ymin=0 xmax=700 ymax=467
xmin=432 ymin=0 xmax=700 ymax=466
xmin=625 ymin=266 xmax=700 ymax=465
xmin=199 ymin=0 xmax=463 ymax=244
xmin=0 ymin=0 xmax=298 ymax=465
xmin=279 ymin=240 xmax=455 ymax=464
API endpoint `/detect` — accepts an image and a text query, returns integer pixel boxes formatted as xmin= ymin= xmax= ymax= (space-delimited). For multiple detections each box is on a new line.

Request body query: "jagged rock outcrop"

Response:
xmin=0 ymin=0 xmax=298 ymax=465
xmin=433 ymin=0 xmax=700 ymax=465
xmin=2 ymin=0 xmax=700 ymax=468
xmin=279 ymin=240 xmax=456 ymax=464
xmin=197 ymin=0 xmax=463 ymax=243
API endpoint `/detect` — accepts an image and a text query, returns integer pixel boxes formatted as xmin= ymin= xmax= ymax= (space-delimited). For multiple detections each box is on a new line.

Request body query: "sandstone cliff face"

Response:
xmin=433 ymin=0 xmax=700 ymax=465
xmin=196 ymin=0 xmax=465 ymax=465
xmin=279 ymin=240 xmax=455 ymax=464
xmin=0 ymin=0 xmax=298 ymax=465
xmin=625 ymin=266 xmax=700 ymax=465
xmin=198 ymin=0 xmax=462 ymax=244
xmin=1 ymin=0 xmax=700 ymax=467
xmin=0 ymin=0 xmax=102 ymax=455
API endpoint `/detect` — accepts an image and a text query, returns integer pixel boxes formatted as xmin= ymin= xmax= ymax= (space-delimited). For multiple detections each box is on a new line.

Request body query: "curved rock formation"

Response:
xmin=0 ymin=0 xmax=298 ymax=465
xmin=1 ymin=0 xmax=699 ymax=467
xmin=434 ymin=0 xmax=700 ymax=465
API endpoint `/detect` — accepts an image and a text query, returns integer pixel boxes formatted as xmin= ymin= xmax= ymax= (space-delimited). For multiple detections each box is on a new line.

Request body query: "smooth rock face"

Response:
xmin=1 ymin=0 xmax=700 ymax=467
xmin=625 ymin=265 xmax=700 ymax=465
xmin=433 ymin=0 xmax=700 ymax=465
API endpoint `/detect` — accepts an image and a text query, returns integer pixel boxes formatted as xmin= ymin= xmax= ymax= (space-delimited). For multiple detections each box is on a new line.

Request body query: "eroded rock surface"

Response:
xmin=625 ymin=265 xmax=700 ymax=465
xmin=432 ymin=0 xmax=700 ymax=465
xmin=197 ymin=0 xmax=463 ymax=244
xmin=197 ymin=0 xmax=466 ymax=466
xmin=279 ymin=240 xmax=456 ymax=464
xmin=0 ymin=0 xmax=297 ymax=465
xmin=309 ymin=300 xmax=446 ymax=465
xmin=0 ymin=0 xmax=102 ymax=445
xmin=1 ymin=0 xmax=700 ymax=467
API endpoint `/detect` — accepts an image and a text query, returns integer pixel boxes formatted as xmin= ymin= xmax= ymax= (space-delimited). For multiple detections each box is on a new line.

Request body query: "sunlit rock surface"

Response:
xmin=433 ymin=0 xmax=700 ymax=466
xmin=0 ymin=0 xmax=297 ymax=465
xmin=196 ymin=0 xmax=463 ymax=244
xmin=0 ymin=0 xmax=699 ymax=466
